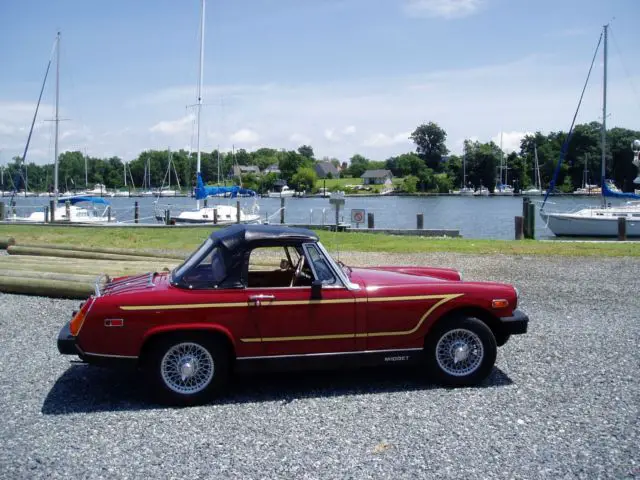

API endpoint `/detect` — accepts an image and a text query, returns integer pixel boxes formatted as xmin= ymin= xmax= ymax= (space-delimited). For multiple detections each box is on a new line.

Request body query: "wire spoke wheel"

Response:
xmin=435 ymin=328 xmax=484 ymax=377
xmin=160 ymin=342 xmax=215 ymax=395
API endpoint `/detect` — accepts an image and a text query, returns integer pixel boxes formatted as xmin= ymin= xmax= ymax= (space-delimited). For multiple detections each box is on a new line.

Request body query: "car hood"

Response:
xmin=100 ymin=271 xmax=171 ymax=296
xmin=348 ymin=266 xmax=461 ymax=288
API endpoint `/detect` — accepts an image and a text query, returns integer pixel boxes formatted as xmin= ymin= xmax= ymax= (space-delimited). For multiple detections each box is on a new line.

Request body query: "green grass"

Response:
xmin=318 ymin=177 xmax=403 ymax=191
xmin=1 ymin=224 xmax=639 ymax=257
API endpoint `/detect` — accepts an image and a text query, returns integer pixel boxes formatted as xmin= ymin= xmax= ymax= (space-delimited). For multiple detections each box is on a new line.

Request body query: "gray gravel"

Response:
xmin=0 ymin=252 xmax=639 ymax=479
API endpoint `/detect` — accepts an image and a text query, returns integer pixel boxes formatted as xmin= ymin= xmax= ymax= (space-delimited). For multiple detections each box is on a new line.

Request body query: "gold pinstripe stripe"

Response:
xmin=240 ymin=293 xmax=463 ymax=342
xmin=119 ymin=293 xmax=454 ymax=311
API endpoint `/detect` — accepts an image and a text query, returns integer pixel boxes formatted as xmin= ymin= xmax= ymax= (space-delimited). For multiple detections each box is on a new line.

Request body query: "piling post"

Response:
xmin=0 ymin=202 xmax=5 ymax=221
xmin=335 ymin=205 xmax=340 ymax=230
xmin=515 ymin=216 xmax=524 ymax=240
xmin=527 ymin=202 xmax=535 ymax=239
xmin=367 ymin=212 xmax=374 ymax=229
xmin=134 ymin=201 xmax=139 ymax=223
xmin=280 ymin=197 xmax=285 ymax=224
xmin=522 ymin=197 xmax=530 ymax=238
xmin=44 ymin=206 xmax=49 ymax=223
xmin=618 ymin=217 xmax=627 ymax=241
xmin=107 ymin=206 xmax=112 ymax=223
xmin=165 ymin=209 xmax=170 ymax=225
xmin=236 ymin=201 xmax=241 ymax=224
xmin=204 ymin=198 xmax=208 ymax=208
xmin=213 ymin=208 xmax=218 ymax=224
xmin=417 ymin=213 xmax=424 ymax=230
xmin=50 ymin=200 xmax=55 ymax=222
xmin=65 ymin=201 xmax=71 ymax=222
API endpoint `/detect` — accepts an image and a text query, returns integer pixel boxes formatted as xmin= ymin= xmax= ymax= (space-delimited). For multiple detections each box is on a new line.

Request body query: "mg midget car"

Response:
xmin=58 ymin=224 xmax=528 ymax=405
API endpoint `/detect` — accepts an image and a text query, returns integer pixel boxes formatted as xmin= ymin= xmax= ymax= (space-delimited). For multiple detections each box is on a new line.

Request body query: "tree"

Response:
xmin=297 ymin=145 xmax=314 ymax=160
xmin=290 ymin=167 xmax=317 ymax=192
xmin=279 ymin=151 xmax=308 ymax=182
xmin=410 ymin=122 xmax=449 ymax=171
xmin=348 ymin=154 xmax=369 ymax=178
xmin=401 ymin=175 xmax=419 ymax=193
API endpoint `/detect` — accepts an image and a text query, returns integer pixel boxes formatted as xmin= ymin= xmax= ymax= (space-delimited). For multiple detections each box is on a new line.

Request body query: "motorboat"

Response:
xmin=267 ymin=185 xmax=296 ymax=198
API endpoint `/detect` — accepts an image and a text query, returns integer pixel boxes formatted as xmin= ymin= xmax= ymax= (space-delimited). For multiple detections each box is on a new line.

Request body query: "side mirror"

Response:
xmin=311 ymin=279 xmax=322 ymax=300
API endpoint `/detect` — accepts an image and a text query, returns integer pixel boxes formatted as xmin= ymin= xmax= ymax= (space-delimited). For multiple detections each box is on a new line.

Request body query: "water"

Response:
xmin=2 ymin=194 xmax=609 ymax=240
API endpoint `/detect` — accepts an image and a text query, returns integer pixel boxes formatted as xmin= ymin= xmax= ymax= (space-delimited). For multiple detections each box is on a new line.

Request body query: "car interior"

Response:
xmin=247 ymin=246 xmax=314 ymax=288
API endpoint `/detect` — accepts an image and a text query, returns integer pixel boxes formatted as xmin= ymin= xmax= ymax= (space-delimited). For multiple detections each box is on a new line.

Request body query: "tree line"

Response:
xmin=2 ymin=121 xmax=638 ymax=194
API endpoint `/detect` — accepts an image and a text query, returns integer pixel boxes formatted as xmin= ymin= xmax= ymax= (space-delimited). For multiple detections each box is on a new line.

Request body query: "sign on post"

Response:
xmin=351 ymin=208 xmax=365 ymax=226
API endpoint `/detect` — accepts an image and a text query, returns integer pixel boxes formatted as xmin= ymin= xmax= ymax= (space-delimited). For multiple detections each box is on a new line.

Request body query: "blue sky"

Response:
xmin=1 ymin=0 xmax=639 ymax=165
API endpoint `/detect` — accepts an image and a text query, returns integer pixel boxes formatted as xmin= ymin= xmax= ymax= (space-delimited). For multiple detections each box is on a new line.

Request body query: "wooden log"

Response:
xmin=618 ymin=217 xmax=627 ymax=241
xmin=515 ymin=216 xmax=524 ymax=240
xmin=0 ymin=276 xmax=94 ymax=299
xmin=0 ymin=269 xmax=98 ymax=283
xmin=6 ymin=245 xmax=180 ymax=263
xmin=0 ymin=258 xmax=175 ymax=276
xmin=18 ymin=243 xmax=186 ymax=260
xmin=0 ymin=236 xmax=16 ymax=249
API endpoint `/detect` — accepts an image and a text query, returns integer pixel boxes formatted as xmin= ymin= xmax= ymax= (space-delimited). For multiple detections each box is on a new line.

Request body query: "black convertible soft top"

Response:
xmin=211 ymin=224 xmax=319 ymax=251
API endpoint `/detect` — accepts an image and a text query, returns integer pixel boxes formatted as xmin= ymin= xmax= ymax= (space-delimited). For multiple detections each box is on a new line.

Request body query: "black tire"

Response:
xmin=425 ymin=315 xmax=497 ymax=386
xmin=147 ymin=333 xmax=230 ymax=406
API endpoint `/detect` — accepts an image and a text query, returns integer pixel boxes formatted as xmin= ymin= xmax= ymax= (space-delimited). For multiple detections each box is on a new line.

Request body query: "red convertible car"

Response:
xmin=58 ymin=224 xmax=528 ymax=405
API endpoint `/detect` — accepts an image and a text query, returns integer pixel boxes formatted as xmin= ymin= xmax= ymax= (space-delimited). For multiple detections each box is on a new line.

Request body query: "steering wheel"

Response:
xmin=290 ymin=255 xmax=311 ymax=287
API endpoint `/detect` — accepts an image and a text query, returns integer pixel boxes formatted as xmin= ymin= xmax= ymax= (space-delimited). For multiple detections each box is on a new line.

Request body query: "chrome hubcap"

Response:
xmin=436 ymin=328 xmax=484 ymax=376
xmin=161 ymin=342 xmax=214 ymax=394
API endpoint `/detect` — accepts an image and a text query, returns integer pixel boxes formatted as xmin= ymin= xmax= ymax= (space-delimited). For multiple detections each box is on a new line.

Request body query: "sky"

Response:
xmin=1 ymin=0 xmax=639 ymax=166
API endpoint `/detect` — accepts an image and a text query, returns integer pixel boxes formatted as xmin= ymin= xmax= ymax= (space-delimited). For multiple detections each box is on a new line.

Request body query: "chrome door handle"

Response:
xmin=249 ymin=294 xmax=275 ymax=306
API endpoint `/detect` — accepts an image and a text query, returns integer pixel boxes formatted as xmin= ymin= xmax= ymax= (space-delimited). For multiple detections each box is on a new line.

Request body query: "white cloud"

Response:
xmin=342 ymin=125 xmax=356 ymax=135
xmin=404 ymin=0 xmax=484 ymax=19
xmin=230 ymin=128 xmax=260 ymax=144
xmin=149 ymin=114 xmax=194 ymax=135
xmin=324 ymin=128 xmax=340 ymax=142
xmin=289 ymin=133 xmax=311 ymax=144
xmin=492 ymin=131 xmax=530 ymax=153
xmin=363 ymin=132 xmax=411 ymax=148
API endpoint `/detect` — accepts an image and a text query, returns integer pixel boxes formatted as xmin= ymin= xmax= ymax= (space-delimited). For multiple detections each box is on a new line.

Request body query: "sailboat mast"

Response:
xmin=196 ymin=0 xmax=205 ymax=210
xmin=53 ymin=31 xmax=60 ymax=203
xmin=462 ymin=142 xmax=466 ymax=187
xmin=601 ymin=24 xmax=608 ymax=207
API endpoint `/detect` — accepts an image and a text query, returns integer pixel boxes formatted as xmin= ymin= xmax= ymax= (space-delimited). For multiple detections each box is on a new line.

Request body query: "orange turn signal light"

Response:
xmin=69 ymin=310 xmax=87 ymax=336
xmin=491 ymin=299 xmax=509 ymax=309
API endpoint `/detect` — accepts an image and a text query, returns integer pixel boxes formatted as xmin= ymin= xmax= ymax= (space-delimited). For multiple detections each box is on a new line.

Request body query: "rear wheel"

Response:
xmin=425 ymin=316 xmax=497 ymax=386
xmin=147 ymin=333 xmax=229 ymax=405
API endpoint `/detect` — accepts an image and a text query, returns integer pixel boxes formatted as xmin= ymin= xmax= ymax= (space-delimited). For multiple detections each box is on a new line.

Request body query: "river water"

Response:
xmin=3 ymin=194 xmax=612 ymax=240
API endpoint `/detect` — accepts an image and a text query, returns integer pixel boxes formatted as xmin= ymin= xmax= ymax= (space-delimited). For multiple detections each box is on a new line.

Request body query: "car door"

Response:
xmin=244 ymin=243 xmax=357 ymax=356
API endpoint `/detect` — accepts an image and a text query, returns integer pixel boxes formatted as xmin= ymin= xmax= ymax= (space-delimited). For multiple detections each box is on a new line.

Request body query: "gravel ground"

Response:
xmin=0 ymin=252 xmax=639 ymax=479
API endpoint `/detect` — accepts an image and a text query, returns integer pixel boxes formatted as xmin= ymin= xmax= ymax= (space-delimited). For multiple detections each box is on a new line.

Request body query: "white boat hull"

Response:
xmin=169 ymin=205 xmax=261 ymax=225
xmin=9 ymin=205 xmax=115 ymax=224
xmin=540 ymin=207 xmax=640 ymax=237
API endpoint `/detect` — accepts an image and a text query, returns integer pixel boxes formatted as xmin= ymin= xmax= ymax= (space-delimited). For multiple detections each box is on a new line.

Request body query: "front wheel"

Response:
xmin=425 ymin=316 xmax=497 ymax=386
xmin=148 ymin=334 xmax=229 ymax=406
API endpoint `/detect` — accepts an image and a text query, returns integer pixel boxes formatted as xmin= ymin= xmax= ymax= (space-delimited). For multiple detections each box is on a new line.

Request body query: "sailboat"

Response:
xmin=10 ymin=32 xmax=116 ymax=223
xmin=168 ymin=0 xmax=260 ymax=225
xmin=494 ymin=132 xmax=514 ymax=196
xmin=522 ymin=145 xmax=543 ymax=196
xmin=540 ymin=24 xmax=640 ymax=237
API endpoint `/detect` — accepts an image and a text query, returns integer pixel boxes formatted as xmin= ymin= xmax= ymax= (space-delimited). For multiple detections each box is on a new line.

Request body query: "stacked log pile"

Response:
xmin=0 ymin=237 xmax=185 ymax=299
